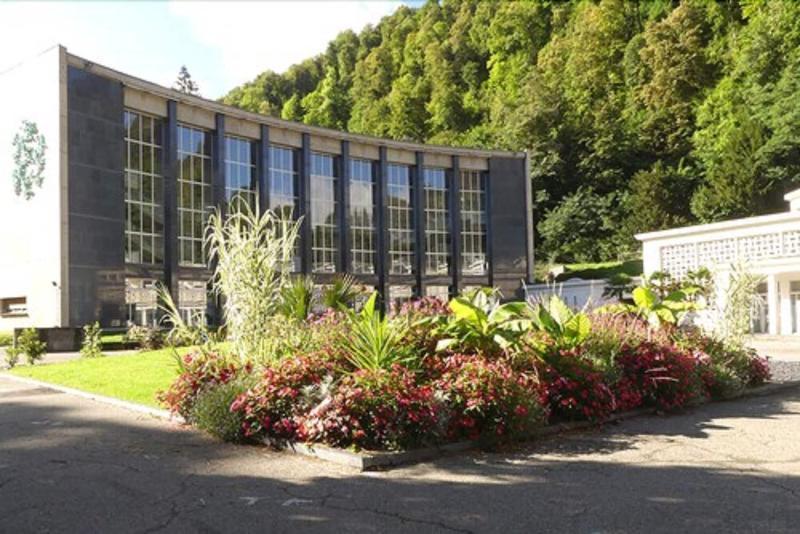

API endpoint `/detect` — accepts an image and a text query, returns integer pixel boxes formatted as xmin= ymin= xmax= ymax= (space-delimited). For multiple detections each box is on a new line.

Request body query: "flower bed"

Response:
xmin=159 ymin=291 xmax=771 ymax=454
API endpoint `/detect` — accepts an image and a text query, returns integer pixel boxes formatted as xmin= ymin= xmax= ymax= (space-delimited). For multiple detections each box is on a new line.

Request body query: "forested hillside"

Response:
xmin=222 ymin=0 xmax=800 ymax=263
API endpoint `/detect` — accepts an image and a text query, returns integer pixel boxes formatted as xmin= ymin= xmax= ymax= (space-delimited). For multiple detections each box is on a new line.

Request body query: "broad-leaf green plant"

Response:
xmin=435 ymin=288 xmax=531 ymax=356
xmin=600 ymin=285 xmax=698 ymax=329
xmin=528 ymin=295 xmax=591 ymax=350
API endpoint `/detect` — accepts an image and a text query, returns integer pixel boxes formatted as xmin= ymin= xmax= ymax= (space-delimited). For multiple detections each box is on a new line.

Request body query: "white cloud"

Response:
xmin=168 ymin=1 xmax=404 ymax=90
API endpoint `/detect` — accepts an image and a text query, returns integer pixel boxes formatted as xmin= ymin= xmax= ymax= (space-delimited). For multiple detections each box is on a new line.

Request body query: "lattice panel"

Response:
xmin=784 ymin=231 xmax=800 ymax=256
xmin=660 ymin=230 xmax=800 ymax=278
xmin=737 ymin=232 xmax=782 ymax=261
xmin=660 ymin=242 xmax=697 ymax=278
xmin=697 ymin=238 xmax=736 ymax=266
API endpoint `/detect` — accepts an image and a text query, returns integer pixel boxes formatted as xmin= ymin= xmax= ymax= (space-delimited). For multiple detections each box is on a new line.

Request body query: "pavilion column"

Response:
xmin=779 ymin=276 xmax=794 ymax=335
xmin=767 ymin=274 xmax=780 ymax=335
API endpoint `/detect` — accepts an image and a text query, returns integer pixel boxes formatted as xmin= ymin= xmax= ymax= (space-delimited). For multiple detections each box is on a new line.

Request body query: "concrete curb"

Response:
xmin=0 ymin=373 xmax=184 ymax=424
xmin=4 ymin=371 xmax=799 ymax=471
xmin=273 ymin=381 xmax=800 ymax=471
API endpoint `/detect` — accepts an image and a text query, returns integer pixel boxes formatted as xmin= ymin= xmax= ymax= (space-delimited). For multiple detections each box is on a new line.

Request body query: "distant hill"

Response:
xmin=222 ymin=0 xmax=800 ymax=263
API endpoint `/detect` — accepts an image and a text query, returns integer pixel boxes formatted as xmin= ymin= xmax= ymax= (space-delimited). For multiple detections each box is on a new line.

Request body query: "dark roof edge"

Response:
xmin=66 ymin=51 xmax=525 ymax=160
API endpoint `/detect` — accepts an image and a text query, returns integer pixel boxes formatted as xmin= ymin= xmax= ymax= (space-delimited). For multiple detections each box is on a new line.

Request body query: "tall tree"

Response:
xmin=174 ymin=65 xmax=200 ymax=96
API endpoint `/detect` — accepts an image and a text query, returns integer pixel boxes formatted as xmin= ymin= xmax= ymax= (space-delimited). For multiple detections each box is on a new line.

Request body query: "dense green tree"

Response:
xmin=623 ymin=161 xmax=696 ymax=236
xmin=219 ymin=0 xmax=800 ymax=262
xmin=537 ymin=187 xmax=628 ymax=263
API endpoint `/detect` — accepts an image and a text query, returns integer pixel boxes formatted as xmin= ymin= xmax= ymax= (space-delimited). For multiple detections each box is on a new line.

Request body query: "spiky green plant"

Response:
xmin=340 ymin=292 xmax=412 ymax=372
xmin=280 ymin=275 xmax=315 ymax=321
xmin=155 ymin=282 xmax=205 ymax=347
xmin=322 ymin=274 xmax=361 ymax=311
xmin=206 ymin=203 xmax=301 ymax=362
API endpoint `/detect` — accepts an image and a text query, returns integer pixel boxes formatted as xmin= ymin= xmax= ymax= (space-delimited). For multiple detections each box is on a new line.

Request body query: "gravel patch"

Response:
xmin=769 ymin=359 xmax=800 ymax=382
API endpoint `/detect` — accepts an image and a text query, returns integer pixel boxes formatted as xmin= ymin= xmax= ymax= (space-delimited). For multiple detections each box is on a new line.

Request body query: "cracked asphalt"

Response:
xmin=1 ymin=376 xmax=800 ymax=533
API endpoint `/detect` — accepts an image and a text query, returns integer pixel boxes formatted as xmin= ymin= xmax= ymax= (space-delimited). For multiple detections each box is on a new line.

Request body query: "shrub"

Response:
xmin=13 ymin=328 xmax=46 ymax=365
xmin=4 ymin=346 xmax=20 ymax=369
xmin=699 ymin=361 xmax=745 ymax=400
xmin=616 ymin=342 xmax=706 ymax=411
xmin=158 ymin=352 xmax=247 ymax=419
xmin=745 ymin=354 xmax=771 ymax=386
xmin=232 ymin=353 xmax=336 ymax=441
xmin=301 ymin=366 xmax=441 ymax=451
xmin=433 ymin=354 xmax=545 ymax=441
xmin=191 ymin=379 xmax=252 ymax=442
xmin=392 ymin=296 xmax=450 ymax=355
xmin=80 ymin=322 xmax=104 ymax=359
xmin=126 ymin=325 xmax=164 ymax=351
xmin=0 ymin=331 xmax=12 ymax=347
xmin=677 ymin=332 xmax=770 ymax=387
xmin=540 ymin=350 xmax=616 ymax=422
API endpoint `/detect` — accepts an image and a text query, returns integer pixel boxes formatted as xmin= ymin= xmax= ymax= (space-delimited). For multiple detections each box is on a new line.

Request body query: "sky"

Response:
xmin=0 ymin=1 xmax=415 ymax=99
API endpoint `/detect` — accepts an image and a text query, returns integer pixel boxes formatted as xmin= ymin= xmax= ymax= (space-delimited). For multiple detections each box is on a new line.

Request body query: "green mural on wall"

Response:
xmin=12 ymin=120 xmax=47 ymax=200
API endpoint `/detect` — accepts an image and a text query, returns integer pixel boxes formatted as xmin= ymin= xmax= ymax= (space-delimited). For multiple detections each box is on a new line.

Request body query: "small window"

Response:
xmin=1 ymin=297 xmax=28 ymax=316
xmin=178 ymin=280 xmax=208 ymax=326
xmin=425 ymin=285 xmax=450 ymax=301
xmin=388 ymin=285 xmax=414 ymax=307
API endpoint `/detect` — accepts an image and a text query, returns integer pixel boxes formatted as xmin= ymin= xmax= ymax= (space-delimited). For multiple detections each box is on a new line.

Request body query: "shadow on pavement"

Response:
xmin=1 ymin=383 xmax=799 ymax=533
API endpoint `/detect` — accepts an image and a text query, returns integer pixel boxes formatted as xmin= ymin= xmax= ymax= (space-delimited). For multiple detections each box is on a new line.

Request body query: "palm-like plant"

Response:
xmin=280 ymin=275 xmax=315 ymax=321
xmin=155 ymin=282 xmax=205 ymax=347
xmin=340 ymin=292 xmax=412 ymax=371
xmin=322 ymin=274 xmax=362 ymax=311
xmin=206 ymin=203 xmax=301 ymax=362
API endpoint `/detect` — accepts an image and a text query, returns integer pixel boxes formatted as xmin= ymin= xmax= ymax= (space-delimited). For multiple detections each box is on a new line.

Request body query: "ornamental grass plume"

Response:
xmin=206 ymin=203 xmax=301 ymax=362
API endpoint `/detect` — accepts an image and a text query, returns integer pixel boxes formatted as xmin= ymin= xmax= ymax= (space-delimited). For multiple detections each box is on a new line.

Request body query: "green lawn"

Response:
xmin=559 ymin=259 xmax=643 ymax=281
xmin=535 ymin=259 xmax=643 ymax=283
xmin=6 ymin=348 xmax=187 ymax=408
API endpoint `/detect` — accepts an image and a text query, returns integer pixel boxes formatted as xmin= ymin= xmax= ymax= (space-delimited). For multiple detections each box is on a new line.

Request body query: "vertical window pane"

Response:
xmin=310 ymin=152 xmax=338 ymax=273
xmin=124 ymin=109 xmax=163 ymax=266
xmin=224 ymin=135 xmax=257 ymax=212
xmin=177 ymin=124 xmax=211 ymax=267
xmin=460 ymin=170 xmax=487 ymax=275
xmin=424 ymin=167 xmax=450 ymax=275
xmin=387 ymin=164 xmax=414 ymax=275
xmin=269 ymin=145 xmax=300 ymax=272
xmin=349 ymin=159 xmax=376 ymax=275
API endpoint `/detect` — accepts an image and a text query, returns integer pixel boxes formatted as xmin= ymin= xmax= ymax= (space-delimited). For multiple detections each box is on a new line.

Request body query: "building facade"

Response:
xmin=0 ymin=46 xmax=533 ymax=330
xmin=637 ymin=190 xmax=800 ymax=336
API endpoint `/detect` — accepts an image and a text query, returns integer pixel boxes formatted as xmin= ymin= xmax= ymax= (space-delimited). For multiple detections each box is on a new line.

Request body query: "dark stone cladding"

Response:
xmin=488 ymin=156 xmax=530 ymax=298
xmin=63 ymin=62 xmax=532 ymax=325
xmin=66 ymin=66 xmax=126 ymax=327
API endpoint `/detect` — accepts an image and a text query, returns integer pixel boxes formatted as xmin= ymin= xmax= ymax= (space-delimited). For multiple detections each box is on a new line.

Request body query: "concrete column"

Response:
xmin=767 ymin=274 xmax=780 ymax=335
xmin=779 ymin=276 xmax=794 ymax=335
